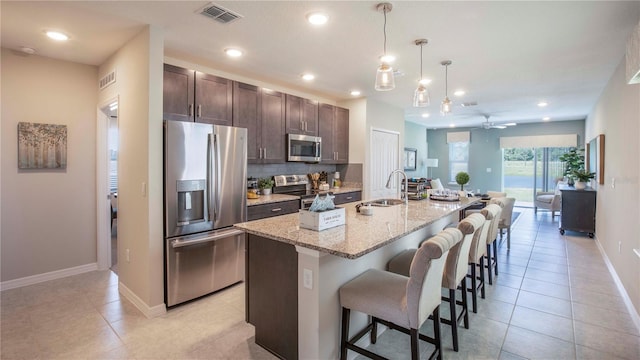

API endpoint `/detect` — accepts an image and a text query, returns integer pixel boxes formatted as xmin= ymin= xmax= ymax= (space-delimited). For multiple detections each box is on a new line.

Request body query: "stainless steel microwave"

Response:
xmin=287 ymin=134 xmax=321 ymax=162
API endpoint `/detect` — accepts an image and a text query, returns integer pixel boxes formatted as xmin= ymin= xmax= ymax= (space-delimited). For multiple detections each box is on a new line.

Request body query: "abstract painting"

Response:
xmin=18 ymin=122 xmax=67 ymax=169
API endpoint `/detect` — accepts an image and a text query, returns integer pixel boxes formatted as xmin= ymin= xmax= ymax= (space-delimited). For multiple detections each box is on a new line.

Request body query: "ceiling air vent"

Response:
xmin=461 ymin=101 xmax=478 ymax=107
xmin=99 ymin=70 xmax=116 ymax=90
xmin=198 ymin=3 xmax=243 ymax=24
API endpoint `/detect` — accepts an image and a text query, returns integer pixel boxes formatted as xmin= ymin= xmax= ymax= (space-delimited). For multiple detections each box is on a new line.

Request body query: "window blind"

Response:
xmin=499 ymin=134 xmax=577 ymax=149
xmin=446 ymin=131 xmax=470 ymax=143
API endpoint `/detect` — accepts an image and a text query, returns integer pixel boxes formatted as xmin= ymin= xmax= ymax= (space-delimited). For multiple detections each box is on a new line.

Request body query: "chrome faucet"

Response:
xmin=385 ymin=169 xmax=409 ymax=204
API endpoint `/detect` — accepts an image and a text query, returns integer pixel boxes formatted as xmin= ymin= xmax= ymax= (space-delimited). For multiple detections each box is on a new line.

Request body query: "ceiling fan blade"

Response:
xmin=503 ymin=122 xmax=517 ymax=126
xmin=493 ymin=125 xmax=507 ymax=129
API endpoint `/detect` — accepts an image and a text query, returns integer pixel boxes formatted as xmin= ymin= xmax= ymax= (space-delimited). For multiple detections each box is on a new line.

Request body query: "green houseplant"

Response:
xmin=455 ymin=171 xmax=470 ymax=191
xmin=571 ymin=169 xmax=595 ymax=190
xmin=559 ymin=148 xmax=585 ymax=185
xmin=258 ymin=177 xmax=274 ymax=195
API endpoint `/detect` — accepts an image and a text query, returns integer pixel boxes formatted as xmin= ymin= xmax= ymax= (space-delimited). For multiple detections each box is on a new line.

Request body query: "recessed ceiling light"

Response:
xmin=537 ymin=101 xmax=548 ymax=107
xmin=454 ymin=90 xmax=465 ymax=96
xmin=419 ymin=78 xmax=432 ymax=85
xmin=306 ymin=12 xmax=329 ymax=25
xmin=543 ymin=116 xmax=551 ymax=121
xmin=45 ymin=31 xmax=69 ymax=41
xmin=224 ymin=48 xmax=243 ymax=57
xmin=19 ymin=46 xmax=36 ymax=55
xmin=350 ymin=90 xmax=361 ymax=96
xmin=421 ymin=113 xmax=430 ymax=118
xmin=301 ymin=73 xmax=315 ymax=81
xmin=379 ymin=54 xmax=396 ymax=64
xmin=449 ymin=123 xmax=456 ymax=128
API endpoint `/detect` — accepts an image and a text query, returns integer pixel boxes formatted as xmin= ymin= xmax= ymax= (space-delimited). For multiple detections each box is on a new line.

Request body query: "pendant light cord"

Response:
xmin=445 ymin=64 xmax=448 ymax=96
xmin=383 ymin=8 xmax=387 ymax=56
xmin=420 ymin=44 xmax=423 ymax=79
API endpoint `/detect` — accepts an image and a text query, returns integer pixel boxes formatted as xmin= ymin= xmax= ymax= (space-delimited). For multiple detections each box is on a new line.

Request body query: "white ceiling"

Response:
xmin=2 ymin=1 xmax=639 ymax=129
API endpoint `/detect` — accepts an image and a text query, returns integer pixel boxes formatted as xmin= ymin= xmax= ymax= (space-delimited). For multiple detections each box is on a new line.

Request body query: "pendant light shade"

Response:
xmin=413 ymin=39 xmax=430 ymax=107
xmin=440 ymin=60 xmax=452 ymax=115
xmin=375 ymin=3 xmax=394 ymax=91
xmin=376 ymin=63 xmax=395 ymax=91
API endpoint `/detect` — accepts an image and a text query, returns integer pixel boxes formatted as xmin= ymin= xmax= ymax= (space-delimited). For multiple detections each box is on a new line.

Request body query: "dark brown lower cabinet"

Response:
xmin=246 ymin=234 xmax=298 ymax=360
xmin=559 ymin=188 xmax=596 ymax=237
xmin=247 ymin=200 xmax=299 ymax=221
xmin=333 ymin=191 xmax=361 ymax=205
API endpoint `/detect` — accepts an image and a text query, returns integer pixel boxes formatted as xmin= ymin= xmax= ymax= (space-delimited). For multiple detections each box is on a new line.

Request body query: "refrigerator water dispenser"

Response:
xmin=176 ymin=179 xmax=205 ymax=225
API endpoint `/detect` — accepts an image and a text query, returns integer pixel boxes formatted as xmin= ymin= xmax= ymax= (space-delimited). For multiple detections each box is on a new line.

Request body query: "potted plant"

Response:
xmin=258 ymin=177 xmax=274 ymax=195
xmin=559 ymin=148 xmax=585 ymax=186
xmin=571 ymin=169 xmax=595 ymax=190
xmin=455 ymin=171 xmax=470 ymax=191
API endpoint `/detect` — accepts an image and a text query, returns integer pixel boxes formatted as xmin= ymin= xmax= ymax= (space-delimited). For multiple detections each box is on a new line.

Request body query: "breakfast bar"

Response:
xmin=235 ymin=197 xmax=480 ymax=359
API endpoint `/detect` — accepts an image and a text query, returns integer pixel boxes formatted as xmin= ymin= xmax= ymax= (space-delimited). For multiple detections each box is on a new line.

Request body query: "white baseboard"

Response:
xmin=595 ymin=237 xmax=640 ymax=332
xmin=118 ymin=282 xmax=166 ymax=318
xmin=0 ymin=263 xmax=98 ymax=291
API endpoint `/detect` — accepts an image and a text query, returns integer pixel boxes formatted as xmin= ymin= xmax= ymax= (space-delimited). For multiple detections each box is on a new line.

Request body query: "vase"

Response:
xmin=262 ymin=188 xmax=272 ymax=195
xmin=574 ymin=181 xmax=586 ymax=190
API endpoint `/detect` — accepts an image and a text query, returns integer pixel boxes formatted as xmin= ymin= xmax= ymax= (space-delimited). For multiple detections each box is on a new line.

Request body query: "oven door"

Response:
xmin=287 ymin=134 xmax=321 ymax=162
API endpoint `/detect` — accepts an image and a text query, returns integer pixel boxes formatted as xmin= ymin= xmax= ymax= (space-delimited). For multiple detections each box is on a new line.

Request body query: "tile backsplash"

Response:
xmin=248 ymin=163 xmax=363 ymax=184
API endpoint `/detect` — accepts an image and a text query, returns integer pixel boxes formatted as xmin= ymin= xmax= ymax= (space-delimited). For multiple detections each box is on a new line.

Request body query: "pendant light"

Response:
xmin=413 ymin=39 xmax=430 ymax=107
xmin=375 ymin=3 xmax=395 ymax=91
xmin=440 ymin=60 xmax=452 ymax=115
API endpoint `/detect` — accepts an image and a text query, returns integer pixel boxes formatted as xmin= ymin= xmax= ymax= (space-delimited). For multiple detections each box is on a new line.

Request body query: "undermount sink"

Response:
xmin=367 ymin=198 xmax=405 ymax=206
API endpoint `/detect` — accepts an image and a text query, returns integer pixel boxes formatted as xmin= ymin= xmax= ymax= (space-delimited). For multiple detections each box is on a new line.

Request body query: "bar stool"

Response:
xmin=388 ymin=215 xmax=484 ymax=351
xmin=339 ymin=229 xmax=463 ymax=360
xmin=484 ymin=203 xmax=503 ymax=285
xmin=467 ymin=207 xmax=493 ymax=313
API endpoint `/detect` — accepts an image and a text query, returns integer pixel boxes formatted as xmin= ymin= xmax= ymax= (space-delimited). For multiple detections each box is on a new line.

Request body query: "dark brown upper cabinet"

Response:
xmin=285 ymin=95 xmax=318 ymax=136
xmin=163 ymin=64 xmax=232 ymax=126
xmin=319 ymin=103 xmax=349 ymax=164
xmin=233 ymin=83 xmax=285 ymax=164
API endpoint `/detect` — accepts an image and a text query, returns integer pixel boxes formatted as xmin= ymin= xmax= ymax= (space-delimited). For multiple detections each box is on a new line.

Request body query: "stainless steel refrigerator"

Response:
xmin=164 ymin=120 xmax=247 ymax=307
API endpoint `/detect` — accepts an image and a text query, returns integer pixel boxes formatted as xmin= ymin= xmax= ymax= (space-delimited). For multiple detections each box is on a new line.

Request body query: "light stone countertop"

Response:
xmin=235 ymin=196 xmax=480 ymax=259
xmin=247 ymin=187 xmax=362 ymax=206
xmin=247 ymin=194 xmax=300 ymax=206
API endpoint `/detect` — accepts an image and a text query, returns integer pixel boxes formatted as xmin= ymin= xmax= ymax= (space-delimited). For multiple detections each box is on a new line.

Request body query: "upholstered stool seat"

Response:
xmin=387 ymin=215 xmax=485 ymax=351
xmin=339 ymin=229 xmax=462 ymax=360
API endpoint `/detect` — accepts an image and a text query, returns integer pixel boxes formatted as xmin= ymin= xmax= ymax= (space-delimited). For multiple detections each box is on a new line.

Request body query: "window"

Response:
xmin=449 ymin=141 xmax=469 ymax=183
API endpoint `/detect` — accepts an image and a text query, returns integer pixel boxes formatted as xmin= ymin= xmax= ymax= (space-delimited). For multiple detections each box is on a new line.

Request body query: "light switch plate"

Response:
xmin=303 ymin=268 xmax=313 ymax=289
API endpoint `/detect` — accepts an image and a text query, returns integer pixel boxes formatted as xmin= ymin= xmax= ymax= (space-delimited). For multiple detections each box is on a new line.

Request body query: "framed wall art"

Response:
xmin=18 ymin=122 xmax=67 ymax=169
xmin=404 ymin=148 xmax=417 ymax=171
xmin=586 ymin=134 xmax=604 ymax=185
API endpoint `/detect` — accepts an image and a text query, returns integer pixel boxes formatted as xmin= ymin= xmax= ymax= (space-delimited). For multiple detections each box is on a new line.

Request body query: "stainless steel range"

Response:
xmin=273 ymin=174 xmax=333 ymax=209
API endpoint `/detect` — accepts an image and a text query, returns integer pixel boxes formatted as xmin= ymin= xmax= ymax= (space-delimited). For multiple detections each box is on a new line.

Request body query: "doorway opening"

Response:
xmin=99 ymin=100 xmax=119 ymax=274
xmin=503 ymin=147 xmax=569 ymax=207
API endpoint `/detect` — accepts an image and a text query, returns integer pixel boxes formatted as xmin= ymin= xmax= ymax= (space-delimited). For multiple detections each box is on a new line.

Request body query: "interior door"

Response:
xmin=369 ymin=128 xmax=400 ymax=199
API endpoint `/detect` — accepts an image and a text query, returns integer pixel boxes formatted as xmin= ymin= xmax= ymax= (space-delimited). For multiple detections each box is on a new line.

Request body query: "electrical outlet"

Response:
xmin=141 ymin=182 xmax=147 ymax=197
xmin=126 ymin=249 xmax=130 ymax=262
xmin=303 ymin=268 xmax=313 ymax=289
xmin=618 ymin=241 xmax=622 ymax=253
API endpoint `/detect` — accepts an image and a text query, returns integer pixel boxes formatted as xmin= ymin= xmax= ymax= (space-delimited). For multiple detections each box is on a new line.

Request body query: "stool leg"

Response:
xmin=410 ymin=328 xmax=420 ymax=360
xmin=371 ymin=316 xmax=378 ymax=344
xmin=493 ymin=241 xmax=499 ymax=276
xmin=486 ymin=244 xmax=493 ymax=285
xmin=340 ymin=307 xmax=350 ymax=360
xmin=469 ymin=265 xmax=478 ymax=313
xmin=460 ymin=279 xmax=469 ymax=329
xmin=507 ymin=227 xmax=511 ymax=249
xmin=479 ymin=259 xmax=486 ymax=299
xmin=434 ymin=307 xmax=443 ymax=360
xmin=449 ymin=288 xmax=459 ymax=351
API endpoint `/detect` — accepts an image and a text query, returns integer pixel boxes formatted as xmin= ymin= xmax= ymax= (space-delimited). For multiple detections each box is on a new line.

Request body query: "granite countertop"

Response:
xmin=235 ymin=196 xmax=479 ymax=259
xmin=247 ymin=194 xmax=300 ymax=206
xmin=247 ymin=187 xmax=362 ymax=206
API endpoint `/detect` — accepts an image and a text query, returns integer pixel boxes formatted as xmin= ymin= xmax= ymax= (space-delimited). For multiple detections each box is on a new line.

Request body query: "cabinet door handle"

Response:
xmin=197 ymin=105 xmax=202 ymax=118
xmin=346 ymin=196 xmax=353 ymax=200
xmin=264 ymin=148 xmax=267 ymax=159
xmin=271 ymin=208 xmax=282 ymax=212
xmin=300 ymin=120 xmax=304 ymax=131
xmin=189 ymin=104 xmax=194 ymax=117
xmin=259 ymin=148 xmax=263 ymax=159
xmin=304 ymin=121 xmax=307 ymax=132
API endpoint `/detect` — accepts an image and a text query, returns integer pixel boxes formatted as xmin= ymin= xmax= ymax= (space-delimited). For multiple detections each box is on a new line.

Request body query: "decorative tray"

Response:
xmin=429 ymin=195 xmax=460 ymax=202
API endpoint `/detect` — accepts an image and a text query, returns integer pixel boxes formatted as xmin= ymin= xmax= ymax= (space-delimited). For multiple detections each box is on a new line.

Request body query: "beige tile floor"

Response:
xmin=1 ymin=208 xmax=639 ymax=359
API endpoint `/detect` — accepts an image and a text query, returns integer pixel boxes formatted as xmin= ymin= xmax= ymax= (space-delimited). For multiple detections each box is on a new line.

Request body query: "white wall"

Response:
xmin=1 ymin=49 xmax=98 ymax=281
xmin=97 ymin=26 xmax=165 ymax=313
xmin=364 ymin=99 xmax=405 ymax=199
xmin=586 ymin=55 xmax=640 ymax=315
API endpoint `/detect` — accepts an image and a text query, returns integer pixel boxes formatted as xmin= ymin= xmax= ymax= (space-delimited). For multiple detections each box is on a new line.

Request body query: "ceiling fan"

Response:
xmin=478 ymin=114 xmax=516 ymax=130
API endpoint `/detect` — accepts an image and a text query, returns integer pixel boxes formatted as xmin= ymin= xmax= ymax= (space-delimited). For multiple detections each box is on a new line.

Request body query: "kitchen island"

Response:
xmin=235 ymin=196 xmax=479 ymax=359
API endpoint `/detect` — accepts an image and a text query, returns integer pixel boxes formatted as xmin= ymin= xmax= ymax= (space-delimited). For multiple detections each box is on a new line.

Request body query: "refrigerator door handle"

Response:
xmin=207 ymin=133 xmax=214 ymax=223
xmin=171 ymin=229 xmax=245 ymax=248
xmin=212 ymin=133 xmax=222 ymax=223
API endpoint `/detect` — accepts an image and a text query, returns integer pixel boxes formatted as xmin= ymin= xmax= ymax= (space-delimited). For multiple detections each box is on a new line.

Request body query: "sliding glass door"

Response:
xmin=504 ymin=147 xmax=569 ymax=206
